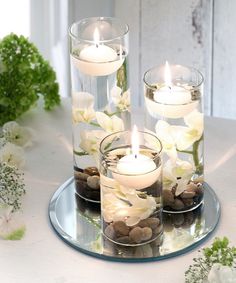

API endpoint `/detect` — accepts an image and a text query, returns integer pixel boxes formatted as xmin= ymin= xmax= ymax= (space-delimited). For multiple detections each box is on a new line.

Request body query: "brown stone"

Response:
xmin=141 ymin=227 xmax=153 ymax=241
xmin=113 ymin=221 xmax=129 ymax=237
xmin=182 ymin=198 xmax=194 ymax=207
xmin=163 ymin=189 xmax=175 ymax=206
xmin=117 ymin=236 xmax=130 ymax=244
xmin=84 ymin=166 xmax=99 ymax=176
xmin=87 ymin=176 xmax=100 ymax=190
xmin=138 ymin=218 xmax=160 ymax=230
xmin=74 ymin=171 xmax=89 ymax=181
xmin=129 ymin=227 xmax=143 ymax=244
xmin=171 ymin=198 xmax=185 ymax=210
xmin=105 ymin=225 xmax=115 ymax=239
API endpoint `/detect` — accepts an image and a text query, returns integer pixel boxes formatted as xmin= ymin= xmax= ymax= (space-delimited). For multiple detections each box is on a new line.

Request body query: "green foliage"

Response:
xmin=185 ymin=237 xmax=236 ymax=283
xmin=0 ymin=33 xmax=60 ymax=125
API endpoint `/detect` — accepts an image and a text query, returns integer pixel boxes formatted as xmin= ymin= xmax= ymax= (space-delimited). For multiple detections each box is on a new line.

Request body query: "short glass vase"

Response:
xmin=99 ymin=130 xmax=163 ymax=246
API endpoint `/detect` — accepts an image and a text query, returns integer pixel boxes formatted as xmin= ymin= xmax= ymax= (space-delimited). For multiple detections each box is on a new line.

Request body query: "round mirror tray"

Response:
xmin=49 ymin=177 xmax=220 ymax=262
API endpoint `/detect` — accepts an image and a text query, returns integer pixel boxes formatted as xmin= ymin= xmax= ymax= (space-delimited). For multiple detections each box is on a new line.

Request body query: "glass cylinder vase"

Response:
xmin=143 ymin=63 xmax=204 ymax=213
xmin=69 ymin=17 xmax=131 ymax=203
xmin=99 ymin=129 xmax=163 ymax=246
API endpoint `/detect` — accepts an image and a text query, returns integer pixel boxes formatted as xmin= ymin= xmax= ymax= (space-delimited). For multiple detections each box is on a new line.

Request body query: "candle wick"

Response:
xmin=95 ymin=44 xmax=98 ymax=48
xmin=134 ymin=154 xmax=137 ymax=159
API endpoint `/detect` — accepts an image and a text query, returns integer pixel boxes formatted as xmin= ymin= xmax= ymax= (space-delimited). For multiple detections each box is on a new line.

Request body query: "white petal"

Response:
xmin=72 ymin=91 xmax=94 ymax=109
xmin=184 ymin=110 xmax=203 ymax=130
xmin=0 ymin=143 xmax=25 ymax=168
xmin=111 ymin=115 xmax=124 ymax=132
xmin=96 ymin=112 xmax=112 ymax=131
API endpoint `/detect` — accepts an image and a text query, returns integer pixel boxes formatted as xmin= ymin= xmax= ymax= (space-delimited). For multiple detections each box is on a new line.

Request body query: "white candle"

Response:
xmin=112 ymin=126 xmax=161 ymax=189
xmin=145 ymin=62 xmax=198 ymax=119
xmin=72 ymin=28 xmax=124 ymax=76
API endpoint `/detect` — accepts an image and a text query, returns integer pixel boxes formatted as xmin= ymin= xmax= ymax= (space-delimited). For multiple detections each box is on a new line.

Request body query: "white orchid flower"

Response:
xmin=0 ymin=142 xmax=25 ymax=168
xmin=163 ymin=158 xmax=194 ymax=196
xmin=72 ymin=91 xmax=96 ymax=123
xmin=207 ymin=263 xmax=236 ymax=283
xmin=79 ymin=130 xmax=107 ymax=155
xmin=101 ymin=175 xmax=156 ymax=226
xmin=111 ymin=86 xmax=131 ymax=112
xmin=96 ymin=112 xmax=124 ymax=133
xmin=3 ymin=121 xmax=34 ymax=147
xmin=172 ymin=110 xmax=203 ymax=150
xmin=155 ymin=120 xmax=177 ymax=161
xmin=0 ymin=205 xmax=25 ymax=240
xmin=72 ymin=107 xmax=95 ymax=124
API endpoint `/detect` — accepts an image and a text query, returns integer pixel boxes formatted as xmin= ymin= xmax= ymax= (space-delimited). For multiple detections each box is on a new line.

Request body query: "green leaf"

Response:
xmin=4 ymin=226 xmax=26 ymax=240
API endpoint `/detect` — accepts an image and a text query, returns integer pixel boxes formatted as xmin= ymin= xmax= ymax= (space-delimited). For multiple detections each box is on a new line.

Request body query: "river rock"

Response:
xmin=163 ymin=189 xmax=174 ymax=205
xmin=87 ymin=176 xmax=100 ymax=190
xmin=116 ymin=236 xmax=130 ymax=244
xmin=141 ymin=227 xmax=152 ymax=241
xmin=105 ymin=225 xmax=115 ymax=239
xmin=75 ymin=171 xmax=89 ymax=181
xmin=129 ymin=227 xmax=143 ymax=244
xmin=113 ymin=221 xmax=129 ymax=236
xmin=171 ymin=198 xmax=185 ymax=210
xmin=84 ymin=166 xmax=99 ymax=176
xmin=138 ymin=218 xmax=160 ymax=230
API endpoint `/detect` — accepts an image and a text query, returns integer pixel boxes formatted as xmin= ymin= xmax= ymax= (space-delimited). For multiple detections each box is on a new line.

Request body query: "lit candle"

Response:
xmin=72 ymin=28 xmax=124 ymax=76
xmin=145 ymin=61 xmax=198 ymax=119
xmin=112 ymin=126 xmax=161 ymax=189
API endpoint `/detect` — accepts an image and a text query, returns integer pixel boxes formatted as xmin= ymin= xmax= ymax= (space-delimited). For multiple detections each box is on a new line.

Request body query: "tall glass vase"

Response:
xmin=143 ymin=63 xmax=204 ymax=213
xmin=69 ymin=17 xmax=130 ymax=203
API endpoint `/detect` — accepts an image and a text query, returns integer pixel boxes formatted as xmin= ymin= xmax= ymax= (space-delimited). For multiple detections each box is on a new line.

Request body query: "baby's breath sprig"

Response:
xmin=0 ymin=162 xmax=25 ymax=211
xmin=185 ymin=237 xmax=236 ymax=283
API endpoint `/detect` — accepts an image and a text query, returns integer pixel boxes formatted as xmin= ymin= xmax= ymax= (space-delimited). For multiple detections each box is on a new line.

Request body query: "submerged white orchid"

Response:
xmin=101 ymin=175 xmax=157 ymax=226
xmin=72 ymin=92 xmax=96 ymax=123
xmin=0 ymin=142 xmax=25 ymax=168
xmin=72 ymin=107 xmax=95 ymax=124
xmin=155 ymin=120 xmax=177 ymax=160
xmin=0 ymin=205 xmax=25 ymax=240
xmin=3 ymin=121 xmax=34 ymax=147
xmin=96 ymin=112 xmax=124 ymax=133
xmin=111 ymin=86 xmax=131 ymax=112
xmin=163 ymin=158 xmax=194 ymax=196
xmin=79 ymin=130 xmax=107 ymax=155
xmin=172 ymin=110 xmax=204 ymax=151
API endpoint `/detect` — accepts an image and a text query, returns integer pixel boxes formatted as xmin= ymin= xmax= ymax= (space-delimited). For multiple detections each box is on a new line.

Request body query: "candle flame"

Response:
xmin=94 ymin=28 xmax=100 ymax=46
xmin=164 ymin=61 xmax=172 ymax=88
xmin=132 ymin=125 xmax=139 ymax=158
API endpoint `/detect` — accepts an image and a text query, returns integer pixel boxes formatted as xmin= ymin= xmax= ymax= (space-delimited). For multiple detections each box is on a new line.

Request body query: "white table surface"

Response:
xmin=1 ymin=99 xmax=236 ymax=283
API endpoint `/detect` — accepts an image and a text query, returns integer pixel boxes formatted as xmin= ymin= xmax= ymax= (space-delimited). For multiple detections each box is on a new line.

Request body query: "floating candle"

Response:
xmin=72 ymin=28 xmax=124 ymax=76
xmin=113 ymin=126 xmax=161 ymax=189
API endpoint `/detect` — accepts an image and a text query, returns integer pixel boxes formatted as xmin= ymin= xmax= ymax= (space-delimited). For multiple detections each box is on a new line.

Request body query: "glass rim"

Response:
xmin=99 ymin=130 xmax=163 ymax=157
xmin=143 ymin=64 xmax=204 ymax=90
xmin=69 ymin=17 xmax=129 ymax=44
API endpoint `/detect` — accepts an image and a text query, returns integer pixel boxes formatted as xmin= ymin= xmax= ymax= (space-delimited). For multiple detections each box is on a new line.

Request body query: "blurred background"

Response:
xmin=1 ymin=0 xmax=235 ymax=119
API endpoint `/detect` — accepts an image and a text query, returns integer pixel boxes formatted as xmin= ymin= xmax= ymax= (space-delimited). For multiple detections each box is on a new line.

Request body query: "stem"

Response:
xmin=104 ymin=110 xmax=122 ymax=117
xmin=177 ymin=135 xmax=203 ymax=169
xmin=73 ymin=150 xmax=88 ymax=156
xmin=89 ymin=121 xmax=100 ymax=127
xmin=117 ymin=58 xmax=128 ymax=92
